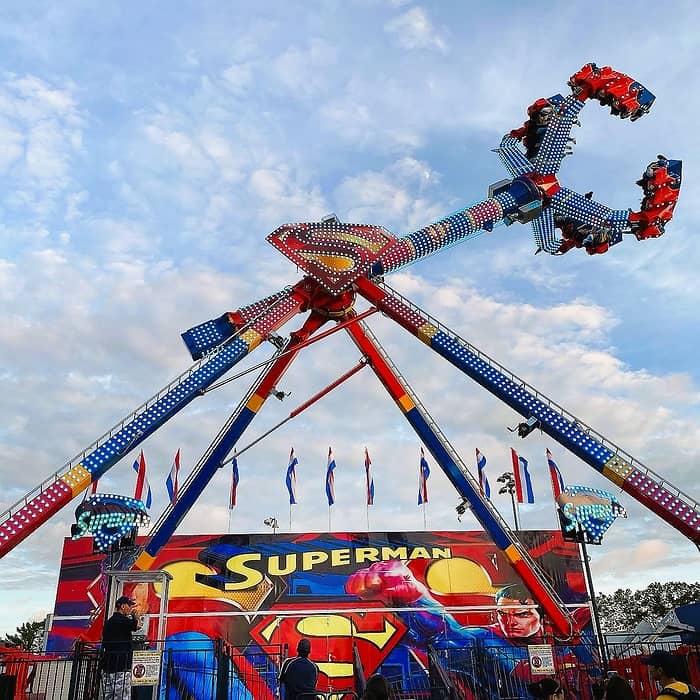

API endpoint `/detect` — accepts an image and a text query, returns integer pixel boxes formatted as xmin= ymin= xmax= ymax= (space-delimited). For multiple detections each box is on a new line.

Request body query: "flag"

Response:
xmin=132 ymin=450 xmax=152 ymax=509
xmin=229 ymin=455 xmax=239 ymax=509
xmin=325 ymin=447 xmax=337 ymax=506
xmin=90 ymin=479 xmax=98 ymax=495
xmin=511 ymin=448 xmax=534 ymax=504
xmin=546 ymin=448 xmax=565 ymax=501
xmin=166 ymin=448 xmax=180 ymax=506
xmin=476 ymin=448 xmax=490 ymax=498
xmin=286 ymin=448 xmax=298 ymax=505
xmin=364 ymin=447 xmax=374 ymax=506
xmin=418 ymin=448 xmax=430 ymax=505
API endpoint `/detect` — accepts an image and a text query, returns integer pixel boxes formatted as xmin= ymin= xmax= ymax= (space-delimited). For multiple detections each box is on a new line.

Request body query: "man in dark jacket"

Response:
xmin=279 ymin=638 xmax=319 ymax=699
xmin=100 ymin=595 xmax=142 ymax=700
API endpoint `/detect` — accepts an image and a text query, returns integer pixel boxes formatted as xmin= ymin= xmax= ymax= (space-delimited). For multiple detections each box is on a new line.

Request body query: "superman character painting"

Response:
xmin=48 ymin=530 xmax=597 ymax=699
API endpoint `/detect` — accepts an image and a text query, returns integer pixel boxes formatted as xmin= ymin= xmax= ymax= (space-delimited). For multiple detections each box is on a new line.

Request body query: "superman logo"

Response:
xmin=267 ymin=221 xmax=396 ymax=294
xmin=250 ymin=603 xmax=407 ymax=688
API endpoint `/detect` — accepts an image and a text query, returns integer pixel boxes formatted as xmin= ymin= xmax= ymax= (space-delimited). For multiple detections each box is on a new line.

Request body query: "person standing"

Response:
xmin=642 ymin=649 xmax=696 ymax=700
xmin=278 ymin=638 xmax=319 ymax=700
xmin=362 ymin=674 xmax=391 ymax=700
xmin=527 ymin=678 xmax=566 ymax=700
xmin=603 ymin=674 xmax=636 ymax=700
xmin=100 ymin=594 xmax=143 ymax=700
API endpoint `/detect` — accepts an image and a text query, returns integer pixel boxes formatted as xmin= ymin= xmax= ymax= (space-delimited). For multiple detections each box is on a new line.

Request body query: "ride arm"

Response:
xmin=355 ymin=277 xmax=700 ymax=547
xmin=181 ymin=287 xmax=295 ymax=360
xmin=504 ymin=64 xmax=681 ymax=255
xmin=343 ymin=314 xmax=576 ymax=638
xmin=371 ymin=67 xmax=644 ymax=271
xmin=509 ymin=63 xmax=654 ymax=177
xmin=369 ymin=177 xmax=542 ymax=277
xmin=0 ymin=287 xmax=307 ymax=560
xmin=552 ymin=156 xmax=681 ymax=256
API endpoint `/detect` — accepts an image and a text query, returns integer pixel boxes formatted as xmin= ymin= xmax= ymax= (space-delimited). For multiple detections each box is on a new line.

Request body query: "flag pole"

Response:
xmin=228 ymin=507 xmax=233 ymax=535
xmin=328 ymin=506 xmax=332 ymax=533
xmin=422 ymin=501 xmax=427 ymax=530
xmin=547 ymin=448 xmax=565 ymax=529
xmin=289 ymin=503 xmax=292 ymax=532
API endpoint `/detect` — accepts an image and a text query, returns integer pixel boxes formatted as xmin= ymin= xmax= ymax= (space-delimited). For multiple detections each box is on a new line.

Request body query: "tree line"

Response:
xmin=597 ymin=581 xmax=700 ymax=631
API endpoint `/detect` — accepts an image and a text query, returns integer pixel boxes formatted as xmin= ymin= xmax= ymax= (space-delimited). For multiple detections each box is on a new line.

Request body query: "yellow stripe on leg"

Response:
xmin=134 ymin=550 xmax=156 ymax=571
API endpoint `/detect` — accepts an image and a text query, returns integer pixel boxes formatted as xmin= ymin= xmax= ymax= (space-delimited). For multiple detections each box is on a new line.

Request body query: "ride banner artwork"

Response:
xmin=49 ymin=530 xmax=595 ymax=696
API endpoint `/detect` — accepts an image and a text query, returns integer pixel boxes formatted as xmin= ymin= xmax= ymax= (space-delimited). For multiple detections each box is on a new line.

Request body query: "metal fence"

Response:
xmin=605 ymin=639 xmax=700 ymax=700
xmin=423 ymin=639 xmax=700 ymax=700
xmin=1 ymin=640 xmax=283 ymax=700
xmin=1 ymin=638 xmax=699 ymax=700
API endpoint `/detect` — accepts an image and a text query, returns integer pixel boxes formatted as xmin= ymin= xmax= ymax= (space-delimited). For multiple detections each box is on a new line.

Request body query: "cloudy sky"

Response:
xmin=1 ymin=1 xmax=699 ymax=637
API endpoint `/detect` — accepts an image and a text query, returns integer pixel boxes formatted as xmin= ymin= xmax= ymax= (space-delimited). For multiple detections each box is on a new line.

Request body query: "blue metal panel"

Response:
xmin=551 ymin=188 xmax=629 ymax=243
xmin=494 ymin=136 xmax=534 ymax=178
xmin=534 ymin=96 xmax=585 ymax=175
xmin=181 ymin=314 xmax=237 ymax=359
xmin=531 ymin=209 xmax=559 ymax=253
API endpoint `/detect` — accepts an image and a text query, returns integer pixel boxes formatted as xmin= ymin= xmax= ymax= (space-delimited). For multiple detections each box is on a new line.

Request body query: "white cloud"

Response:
xmin=143 ymin=123 xmax=210 ymax=173
xmin=65 ymin=189 xmax=88 ymax=221
xmin=222 ymin=63 xmax=254 ymax=92
xmin=248 ymin=166 xmax=327 ymax=224
xmin=199 ymin=131 xmax=243 ymax=183
xmin=26 ymin=121 xmax=72 ymax=183
xmin=0 ymin=74 xmax=85 ymax=219
xmin=272 ymin=39 xmax=337 ymax=97
xmin=320 ymin=98 xmax=375 ymax=143
xmin=335 ymin=158 xmax=445 ymax=231
xmin=384 ymin=7 xmax=447 ymax=53
xmin=10 ymin=75 xmax=80 ymax=119
xmin=0 ymin=120 xmax=23 ymax=171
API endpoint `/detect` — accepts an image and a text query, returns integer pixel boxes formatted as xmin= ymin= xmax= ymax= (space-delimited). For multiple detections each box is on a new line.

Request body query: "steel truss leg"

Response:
xmin=344 ymin=315 xmax=575 ymax=637
xmin=0 ymin=287 xmax=307 ymax=560
xmin=134 ymin=311 xmax=330 ymax=570
xmin=354 ymin=277 xmax=700 ymax=547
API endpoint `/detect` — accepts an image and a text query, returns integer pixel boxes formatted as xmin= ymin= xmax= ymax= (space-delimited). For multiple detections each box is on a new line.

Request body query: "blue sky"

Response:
xmin=1 ymin=1 xmax=699 ymax=636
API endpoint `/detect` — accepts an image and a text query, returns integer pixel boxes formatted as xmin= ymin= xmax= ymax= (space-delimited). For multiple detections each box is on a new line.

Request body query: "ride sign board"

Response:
xmin=49 ymin=530 xmax=595 ymax=697
xmin=131 ymin=650 xmax=161 ymax=685
xmin=528 ymin=644 xmax=556 ymax=675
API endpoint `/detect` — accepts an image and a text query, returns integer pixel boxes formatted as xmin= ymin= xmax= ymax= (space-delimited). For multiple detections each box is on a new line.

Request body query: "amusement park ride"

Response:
xmin=0 ymin=64 xmax=696 ymax=639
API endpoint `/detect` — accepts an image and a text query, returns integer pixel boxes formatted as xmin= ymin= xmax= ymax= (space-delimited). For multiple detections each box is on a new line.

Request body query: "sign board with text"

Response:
xmin=528 ymin=644 xmax=556 ymax=675
xmin=132 ymin=650 xmax=161 ymax=685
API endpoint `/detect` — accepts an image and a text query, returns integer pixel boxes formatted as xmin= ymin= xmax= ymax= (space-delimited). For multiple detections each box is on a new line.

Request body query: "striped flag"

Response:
xmin=229 ymin=455 xmax=239 ymax=509
xmin=325 ymin=447 xmax=337 ymax=506
xmin=90 ymin=479 xmax=99 ymax=495
xmin=417 ymin=448 xmax=430 ymax=505
xmin=166 ymin=449 xmax=180 ymax=506
xmin=546 ymin=448 xmax=565 ymax=501
xmin=364 ymin=447 xmax=374 ymax=506
xmin=511 ymin=448 xmax=535 ymax=504
xmin=286 ymin=448 xmax=298 ymax=505
xmin=132 ymin=450 xmax=152 ymax=509
xmin=476 ymin=448 xmax=490 ymax=498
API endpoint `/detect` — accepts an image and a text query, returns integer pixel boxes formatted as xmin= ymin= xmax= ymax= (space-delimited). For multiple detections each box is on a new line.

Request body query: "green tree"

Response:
xmin=597 ymin=581 xmax=700 ymax=631
xmin=1 ymin=620 xmax=45 ymax=652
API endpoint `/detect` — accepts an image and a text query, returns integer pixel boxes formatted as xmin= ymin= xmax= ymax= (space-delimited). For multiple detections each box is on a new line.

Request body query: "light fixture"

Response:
xmin=263 ymin=517 xmax=279 ymax=535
